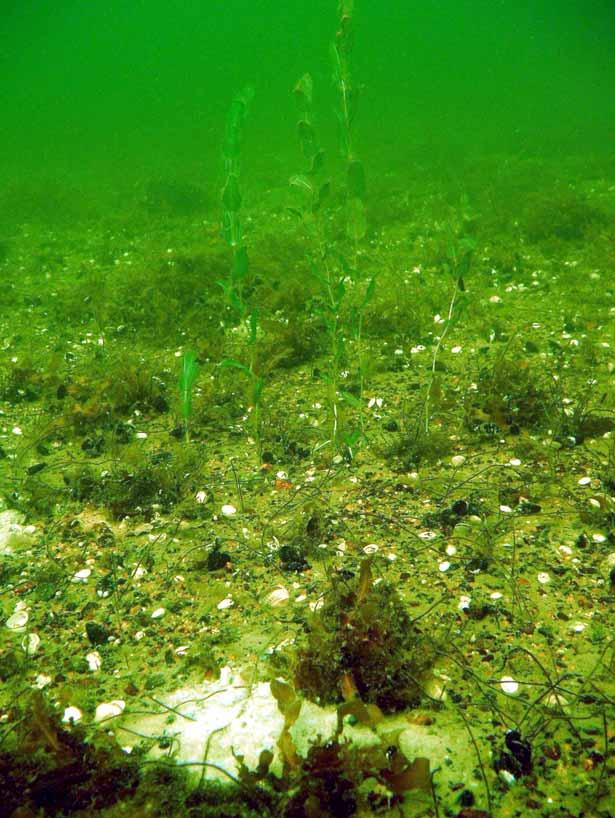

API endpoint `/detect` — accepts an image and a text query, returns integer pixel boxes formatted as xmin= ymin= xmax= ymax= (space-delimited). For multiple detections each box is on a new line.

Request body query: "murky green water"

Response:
xmin=3 ymin=0 xmax=615 ymax=185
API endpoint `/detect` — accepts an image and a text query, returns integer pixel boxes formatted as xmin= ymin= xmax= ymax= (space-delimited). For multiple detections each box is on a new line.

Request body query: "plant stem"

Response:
xmin=424 ymin=279 xmax=459 ymax=435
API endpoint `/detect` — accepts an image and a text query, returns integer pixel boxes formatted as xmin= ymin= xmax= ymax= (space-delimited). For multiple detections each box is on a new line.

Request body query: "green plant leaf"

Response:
xmin=297 ymin=120 xmax=317 ymax=159
xmin=346 ymin=197 xmax=366 ymax=241
xmin=219 ymin=358 xmax=252 ymax=377
xmin=232 ymin=245 xmax=249 ymax=281
xmin=293 ymin=73 xmax=313 ymax=113
xmin=289 ymin=174 xmax=314 ymax=195
xmin=347 ymin=158 xmax=366 ymax=199
xmin=222 ymin=175 xmax=242 ymax=213
xmin=179 ymin=351 xmax=199 ymax=420
xmin=340 ymin=390 xmax=362 ymax=409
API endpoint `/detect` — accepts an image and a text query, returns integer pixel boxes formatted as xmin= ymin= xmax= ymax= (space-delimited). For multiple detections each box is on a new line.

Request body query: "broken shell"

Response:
xmin=265 ymin=586 xmax=290 ymax=606
xmin=22 ymin=632 xmax=40 ymax=656
xmin=6 ymin=610 xmax=29 ymax=630
xmin=95 ymin=700 xmax=125 ymax=722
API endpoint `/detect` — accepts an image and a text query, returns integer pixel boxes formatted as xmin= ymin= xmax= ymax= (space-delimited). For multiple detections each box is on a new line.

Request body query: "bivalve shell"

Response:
xmin=6 ymin=610 xmax=29 ymax=630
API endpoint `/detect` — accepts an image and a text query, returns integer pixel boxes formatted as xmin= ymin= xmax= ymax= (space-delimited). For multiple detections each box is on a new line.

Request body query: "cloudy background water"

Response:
xmin=2 ymin=0 xmax=615 ymax=194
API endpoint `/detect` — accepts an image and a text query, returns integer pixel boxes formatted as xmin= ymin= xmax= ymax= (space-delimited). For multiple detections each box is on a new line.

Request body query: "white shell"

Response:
xmin=23 ymin=632 xmax=40 ymax=656
xmin=86 ymin=651 xmax=102 ymax=671
xmin=6 ymin=610 xmax=29 ymax=630
xmin=95 ymin=700 xmax=126 ymax=722
xmin=221 ymin=504 xmax=237 ymax=516
xmin=265 ymin=586 xmax=290 ymax=606
xmin=62 ymin=706 xmax=83 ymax=723
xmin=500 ymin=676 xmax=519 ymax=695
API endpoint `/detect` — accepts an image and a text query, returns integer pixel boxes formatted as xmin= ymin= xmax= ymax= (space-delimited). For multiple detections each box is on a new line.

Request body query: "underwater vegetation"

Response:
xmin=293 ymin=559 xmax=438 ymax=711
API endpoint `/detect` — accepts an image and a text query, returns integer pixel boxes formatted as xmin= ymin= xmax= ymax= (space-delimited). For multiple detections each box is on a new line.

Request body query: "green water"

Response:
xmin=3 ymin=0 xmax=615 ymax=187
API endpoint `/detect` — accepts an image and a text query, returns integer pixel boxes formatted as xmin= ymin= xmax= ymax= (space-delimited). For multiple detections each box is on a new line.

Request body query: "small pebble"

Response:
xmin=558 ymin=545 xmax=573 ymax=556
xmin=86 ymin=651 xmax=102 ymax=671
xmin=62 ymin=706 xmax=83 ymax=724
xmin=500 ymin=676 xmax=519 ymax=695
xmin=418 ymin=530 xmax=437 ymax=540
xmin=499 ymin=770 xmax=516 ymax=786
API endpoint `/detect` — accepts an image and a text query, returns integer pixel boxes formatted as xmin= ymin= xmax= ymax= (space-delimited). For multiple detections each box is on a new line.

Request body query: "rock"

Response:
xmin=0 ymin=510 xmax=36 ymax=556
xmin=86 ymin=621 xmax=110 ymax=646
